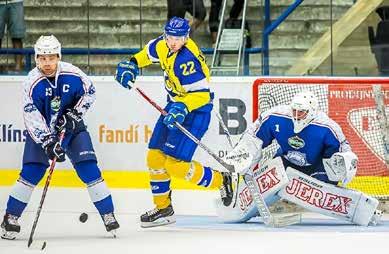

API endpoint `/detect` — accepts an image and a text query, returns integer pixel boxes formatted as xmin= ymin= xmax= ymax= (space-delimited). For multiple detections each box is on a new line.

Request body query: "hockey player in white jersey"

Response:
xmin=219 ymin=91 xmax=382 ymax=226
xmin=1 ymin=35 xmax=119 ymax=240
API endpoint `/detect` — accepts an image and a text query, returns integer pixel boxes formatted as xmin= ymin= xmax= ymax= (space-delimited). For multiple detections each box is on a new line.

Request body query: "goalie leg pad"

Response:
xmin=215 ymin=157 xmax=288 ymax=222
xmin=278 ymin=167 xmax=379 ymax=226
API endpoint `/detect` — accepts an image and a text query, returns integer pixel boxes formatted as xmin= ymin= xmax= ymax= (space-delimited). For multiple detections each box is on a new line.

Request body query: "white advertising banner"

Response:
xmin=0 ymin=76 xmax=255 ymax=171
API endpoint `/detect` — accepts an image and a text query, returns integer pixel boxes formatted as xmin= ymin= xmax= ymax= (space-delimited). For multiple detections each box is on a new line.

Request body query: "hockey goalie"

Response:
xmin=217 ymin=91 xmax=383 ymax=226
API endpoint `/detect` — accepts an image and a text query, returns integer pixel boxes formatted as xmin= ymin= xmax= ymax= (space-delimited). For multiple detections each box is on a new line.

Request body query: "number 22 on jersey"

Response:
xmin=180 ymin=61 xmax=196 ymax=76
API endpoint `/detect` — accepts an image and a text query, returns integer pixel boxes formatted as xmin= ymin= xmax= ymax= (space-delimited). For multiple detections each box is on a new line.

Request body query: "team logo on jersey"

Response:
xmin=50 ymin=96 xmax=61 ymax=112
xmin=285 ymin=151 xmax=308 ymax=166
xmin=288 ymin=135 xmax=305 ymax=149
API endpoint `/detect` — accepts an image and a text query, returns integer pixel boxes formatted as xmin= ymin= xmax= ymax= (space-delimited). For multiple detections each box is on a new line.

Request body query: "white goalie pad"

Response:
xmin=278 ymin=167 xmax=379 ymax=226
xmin=323 ymin=151 xmax=358 ymax=185
xmin=225 ymin=132 xmax=263 ymax=174
xmin=215 ymin=157 xmax=289 ymax=223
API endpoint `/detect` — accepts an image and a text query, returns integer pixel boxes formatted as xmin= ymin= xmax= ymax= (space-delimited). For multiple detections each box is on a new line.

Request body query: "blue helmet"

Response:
xmin=164 ymin=17 xmax=190 ymax=37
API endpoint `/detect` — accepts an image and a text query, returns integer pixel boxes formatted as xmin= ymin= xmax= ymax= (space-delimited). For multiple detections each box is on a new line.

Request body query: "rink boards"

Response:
xmin=0 ymin=76 xmax=255 ymax=188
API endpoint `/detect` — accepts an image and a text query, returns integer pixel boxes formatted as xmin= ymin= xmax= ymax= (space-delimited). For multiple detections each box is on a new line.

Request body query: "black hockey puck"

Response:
xmin=79 ymin=212 xmax=88 ymax=223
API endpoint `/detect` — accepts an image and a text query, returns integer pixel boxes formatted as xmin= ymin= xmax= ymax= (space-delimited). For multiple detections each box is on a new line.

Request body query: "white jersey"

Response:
xmin=23 ymin=61 xmax=96 ymax=144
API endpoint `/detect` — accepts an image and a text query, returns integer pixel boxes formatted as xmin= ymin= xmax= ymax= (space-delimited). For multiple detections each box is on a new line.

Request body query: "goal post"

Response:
xmin=252 ymin=77 xmax=389 ymax=198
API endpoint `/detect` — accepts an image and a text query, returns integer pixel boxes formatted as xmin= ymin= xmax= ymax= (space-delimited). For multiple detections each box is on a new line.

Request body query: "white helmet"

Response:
xmin=34 ymin=35 xmax=61 ymax=60
xmin=290 ymin=91 xmax=318 ymax=133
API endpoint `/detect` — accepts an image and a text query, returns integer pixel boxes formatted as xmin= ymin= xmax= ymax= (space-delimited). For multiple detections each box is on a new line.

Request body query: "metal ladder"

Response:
xmin=210 ymin=0 xmax=248 ymax=75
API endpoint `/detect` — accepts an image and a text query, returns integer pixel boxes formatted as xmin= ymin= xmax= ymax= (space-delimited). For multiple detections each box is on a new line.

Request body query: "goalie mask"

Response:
xmin=34 ymin=35 xmax=62 ymax=60
xmin=290 ymin=91 xmax=318 ymax=133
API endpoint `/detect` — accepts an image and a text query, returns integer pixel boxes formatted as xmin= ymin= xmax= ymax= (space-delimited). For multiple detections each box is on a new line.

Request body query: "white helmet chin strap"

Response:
xmin=290 ymin=91 xmax=319 ymax=133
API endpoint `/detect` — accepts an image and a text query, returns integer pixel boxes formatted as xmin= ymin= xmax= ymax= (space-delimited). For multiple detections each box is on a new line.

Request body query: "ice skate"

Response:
xmin=101 ymin=212 xmax=120 ymax=237
xmin=220 ymin=172 xmax=234 ymax=206
xmin=140 ymin=205 xmax=175 ymax=228
xmin=1 ymin=213 xmax=20 ymax=240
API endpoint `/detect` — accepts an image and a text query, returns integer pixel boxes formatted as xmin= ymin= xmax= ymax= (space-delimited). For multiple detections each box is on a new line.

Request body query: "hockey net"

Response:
xmin=252 ymin=77 xmax=389 ymax=199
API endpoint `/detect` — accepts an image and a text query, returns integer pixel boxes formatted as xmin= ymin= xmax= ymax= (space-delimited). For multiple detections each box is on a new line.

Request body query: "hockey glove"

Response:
xmin=42 ymin=135 xmax=66 ymax=162
xmin=56 ymin=108 xmax=85 ymax=133
xmin=115 ymin=60 xmax=139 ymax=89
xmin=163 ymin=102 xmax=188 ymax=130
xmin=225 ymin=132 xmax=263 ymax=174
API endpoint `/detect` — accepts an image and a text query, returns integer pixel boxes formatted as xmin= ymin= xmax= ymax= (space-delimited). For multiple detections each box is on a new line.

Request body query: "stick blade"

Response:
xmin=271 ymin=213 xmax=302 ymax=227
xmin=28 ymin=240 xmax=47 ymax=250
xmin=27 ymin=237 xmax=32 ymax=248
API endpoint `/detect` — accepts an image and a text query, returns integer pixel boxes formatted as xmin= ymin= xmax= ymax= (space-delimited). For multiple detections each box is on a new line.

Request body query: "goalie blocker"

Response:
xmin=216 ymin=157 xmax=381 ymax=226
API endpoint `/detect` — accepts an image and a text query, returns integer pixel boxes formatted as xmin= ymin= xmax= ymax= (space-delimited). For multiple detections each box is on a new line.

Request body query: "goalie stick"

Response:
xmin=373 ymin=85 xmax=389 ymax=165
xmin=215 ymin=111 xmax=301 ymax=227
xmin=28 ymin=131 xmax=65 ymax=250
xmin=214 ymin=111 xmax=235 ymax=149
xmin=243 ymin=173 xmax=301 ymax=227
xmin=134 ymin=87 xmax=300 ymax=227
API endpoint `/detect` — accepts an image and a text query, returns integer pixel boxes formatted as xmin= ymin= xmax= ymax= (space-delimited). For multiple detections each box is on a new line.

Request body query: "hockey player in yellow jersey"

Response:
xmin=114 ymin=17 xmax=233 ymax=228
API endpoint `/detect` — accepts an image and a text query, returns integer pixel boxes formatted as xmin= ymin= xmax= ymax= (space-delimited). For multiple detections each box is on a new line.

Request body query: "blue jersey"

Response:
xmin=252 ymin=105 xmax=351 ymax=174
xmin=23 ymin=61 xmax=96 ymax=144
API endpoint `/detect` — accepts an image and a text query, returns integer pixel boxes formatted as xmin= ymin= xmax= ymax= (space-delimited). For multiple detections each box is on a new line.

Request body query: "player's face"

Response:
xmin=165 ymin=35 xmax=187 ymax=52
xmin=37 ymin=54 xmax=60 ymax=76
xmin=292 ymin=109 xmax=308 ymax=121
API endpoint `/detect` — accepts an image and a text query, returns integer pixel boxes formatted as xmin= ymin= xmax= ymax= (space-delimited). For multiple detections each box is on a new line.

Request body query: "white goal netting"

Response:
xmin=252 ymin=77 xmax=389 ymax=198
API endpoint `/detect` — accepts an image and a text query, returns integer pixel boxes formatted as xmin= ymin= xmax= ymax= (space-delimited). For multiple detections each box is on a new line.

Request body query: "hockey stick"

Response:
xmin=213 ymin=111 xmax=241 ymax=208
xmin=218 ymin=121 xmax=301 ymax=227
xmin=134 ymin=87 xmax=299 ymax=226
xmin=27 ymin=131 xmax=66 ymax=250
xmin=243 ymin=173 xmax=301 ymax=227
xmin=214 ymin=111 xmax=234 ymax=148
xmin=373 ymin=85 xmax=389 ymax=165
xmin=134 ymin=87 xmax=235 ymax=173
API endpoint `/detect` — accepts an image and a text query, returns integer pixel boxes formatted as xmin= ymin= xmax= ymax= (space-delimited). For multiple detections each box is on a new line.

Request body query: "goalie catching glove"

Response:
xmin=225 ymin=132 xmax=263 ymax=174
xmin=323 ymin=151 xmax=358 ymax=185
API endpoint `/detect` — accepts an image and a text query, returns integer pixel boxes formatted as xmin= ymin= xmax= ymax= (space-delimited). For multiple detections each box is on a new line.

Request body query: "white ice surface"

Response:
xmin=0 ymin=187 xmax=388 ymax=254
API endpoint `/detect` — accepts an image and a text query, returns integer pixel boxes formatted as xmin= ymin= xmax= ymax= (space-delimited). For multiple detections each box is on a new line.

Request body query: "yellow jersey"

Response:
xmin=133 ymin=35 xmax=211 ymax=112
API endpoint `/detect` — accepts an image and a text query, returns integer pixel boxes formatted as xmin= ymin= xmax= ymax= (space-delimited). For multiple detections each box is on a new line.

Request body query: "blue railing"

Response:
xmin=1 ymin=1 xmax=305 ymax=76
xmin=0 ymin=47 xmax=261 ymax=75
xmin=262 ymin=0 xmax=304 ymax=75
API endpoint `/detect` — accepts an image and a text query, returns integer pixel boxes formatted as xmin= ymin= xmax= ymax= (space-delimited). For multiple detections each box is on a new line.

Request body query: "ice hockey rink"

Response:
xmin=0 ymin=187 xmax=388 ymax=254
